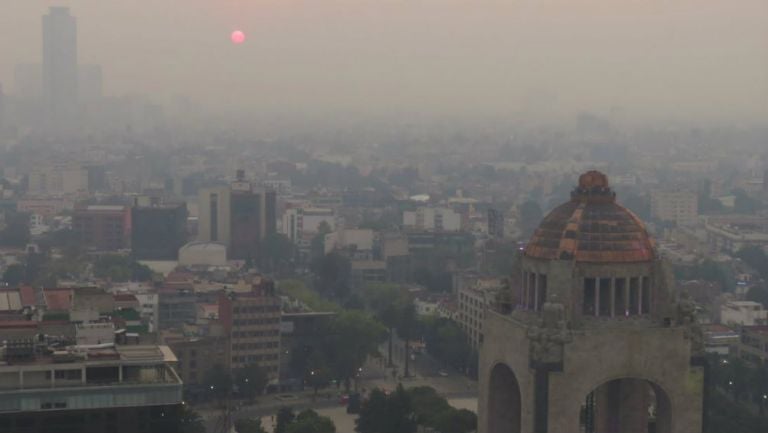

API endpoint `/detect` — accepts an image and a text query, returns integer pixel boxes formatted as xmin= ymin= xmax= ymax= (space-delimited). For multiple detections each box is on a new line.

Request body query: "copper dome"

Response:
xmin=524 ymin=171 xmax=655 ymax=263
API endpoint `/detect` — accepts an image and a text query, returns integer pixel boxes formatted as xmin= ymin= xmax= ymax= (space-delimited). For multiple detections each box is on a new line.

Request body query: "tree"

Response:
xmin=286 ymin=409 xmax=336 ymax=433
xmin=93 ymin=255 xmax=154 ymax=282
xmin=408 ymin=387 xmax=476 ymax=433
xmin=262 ymin=233 xmax=296 ymax=274
xmin=202 ymin=364 xmax=232 ymax=402
xmin=275 ymin=407 xmax=296 ymax=433
xmin=356 ymin=386 xmax=416 ymax=433
xmin=234 ymin=363 xmax=268 ymax=401
xmin=323 ymin=310 xmax=387 ymax=388
xmin=235 ymin=418 xmax=268 ymax=433
xmin=178 ymin=406 xmax=206 ymax=433
xmin=747 ymin=285 xmax=768 ymax=309
xmin=311 ymin=251 xmax=351 ymax=299
xmin=0 ymin=211 xmax=30 ymax=247
xmin=2 ymin=264 xmax=25 ymax=286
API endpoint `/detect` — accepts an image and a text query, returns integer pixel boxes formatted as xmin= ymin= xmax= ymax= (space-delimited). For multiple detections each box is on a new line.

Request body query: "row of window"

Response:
xmin=232 ymin=341 xmax=279 ymax=350
xmin=232 ymin=354 xmax=279 ymax=364
xmin=520 ymin=272 xmax=548 ymax=312
xmin=583 ymin=276 xmax=650 ymax=317
xmin=233 ymin=318 xmax=280 ymax=326
xmin=233 ymin=305 xmax=280 ymax=314
xmin=520 ymin=272 xmax=652 ymax=318
xmin=233 ymin=330 xmax=280 ymax=338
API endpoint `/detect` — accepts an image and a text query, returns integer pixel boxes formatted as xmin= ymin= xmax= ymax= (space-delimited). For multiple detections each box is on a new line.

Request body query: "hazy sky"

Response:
xmin=1 ymin=0 xmax=767 ymax=122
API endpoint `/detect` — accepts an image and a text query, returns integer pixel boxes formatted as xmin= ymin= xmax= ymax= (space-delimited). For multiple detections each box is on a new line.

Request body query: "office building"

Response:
xmin=42 ymin=7 xmax=78 ymax=126
xmin=650 ymin=188 xmax=698 ymax=226
xmin=219 ymin=279 xmax=281 ymax=378
xmin=131 ymin=200 xmax=187 ymax=260
xmin=72 ymin=205 xmax=130 ymax=251
xmin=403 ymin=207 xmax=462 ymax=232
xmin=0 ymin=343 xmax=182 ymax=433
xmin=198 ymin=171 xmax=276 ymax=261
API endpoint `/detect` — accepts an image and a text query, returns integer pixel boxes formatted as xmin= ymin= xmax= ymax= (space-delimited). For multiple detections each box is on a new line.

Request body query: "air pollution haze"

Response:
xmin=1 ymin=0 xmax=767 ymax=123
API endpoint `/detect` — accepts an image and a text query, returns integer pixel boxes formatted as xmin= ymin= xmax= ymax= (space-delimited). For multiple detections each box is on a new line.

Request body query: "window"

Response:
xmin=583 ymin=278 xmax=596 ymax=316
xmin=599 ymin=278 xmax=611 ymax=317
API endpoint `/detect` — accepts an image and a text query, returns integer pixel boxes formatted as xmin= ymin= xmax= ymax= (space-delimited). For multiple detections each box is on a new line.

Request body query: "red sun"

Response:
xmin=230 ymin=30 xmax=246 ymax=44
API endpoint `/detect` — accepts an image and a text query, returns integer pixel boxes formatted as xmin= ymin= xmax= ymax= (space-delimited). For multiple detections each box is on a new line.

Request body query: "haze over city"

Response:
xmin=0 ymin=2 xmax=768 ymax=433
xmin=1 ymin=0 xmax=767 ymax=124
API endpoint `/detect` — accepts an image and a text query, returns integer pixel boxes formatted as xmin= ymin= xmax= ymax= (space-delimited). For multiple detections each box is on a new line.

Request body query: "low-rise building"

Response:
xmin=721 ymin=301 xmax=768 ymax=326
xmin=650 ymin=188 xmax=698 ymax=226
xmin=403 ymin=207 xmax=462 ymax=232
xmin=457 ymin=278 xmax=502 ymax=349
xmin=0 ymin=343 xmax=182 ymax=433
xmin=736 ymin=326 xmax=768 ymax=365
xmin=701 ymin=324 xmax=740 ymax=356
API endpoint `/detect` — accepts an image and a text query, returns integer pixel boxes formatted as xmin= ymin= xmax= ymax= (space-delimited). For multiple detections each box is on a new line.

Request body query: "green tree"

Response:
xmin=286 ymin=409 xmax=336 ymax=433
xmin=202 ymin=364 xmax=232 ymax=402
xmin=178 ymin=406 xmax=207 ymax=433
xmin=356 ymin=386 xmax=417 ymax=433
xmin=262 ymin=233 xmax=296 ymax=274
xmin=275 ymin=407 xmax=296 ymax=433
xmin=93 ymin=255 xmax=154 ymax=282
xmin=747 ymin=285 xmax=768 ymax=309
xmin=311 ymin=251 xmax=351 ymax=299
xmin=234 ymin=363 xmax=268 ymax=401
xmin=323 ymin=310 xmax=387 ymax=389
xmin=234 ymin=418 xmax=268 ymax=433
xmin=0 ymin=211 xmax=30 ymax=247
xmin=2 ymin=264 xmax=25 ymax=286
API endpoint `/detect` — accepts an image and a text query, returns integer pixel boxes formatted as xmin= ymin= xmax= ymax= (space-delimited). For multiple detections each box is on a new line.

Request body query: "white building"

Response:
xmin=650 ymin=188 xmax=698 ymax=226
xmin=457 ymin=278 xmax=502 ymax=349
xmin=403 ymin=207 xmax=461 ymax=232
xmin=721 ymin=301 xmax=768 ymax=326
xmin=324 ymin=229 xmax=375 ymax=256
xmin=281 ymin=207 xmax=336 ymax=244
xmin=178 ymin=241 xmax=227 ymax=267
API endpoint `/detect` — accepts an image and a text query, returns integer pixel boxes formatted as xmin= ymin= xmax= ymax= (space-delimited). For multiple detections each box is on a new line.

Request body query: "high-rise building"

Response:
xmin=478 ymin=171 xmax=703 ymax=433
xmin=198 ymin=171 xmax=276 ymax=261
xmin=218 ymin=279 xmax=282 ymax=378
xmin=131 ymin=199 xmax=187 ymax=260
xmin=42 ymin=7 xmax=78 ymax=126
xmin=72 ymin=205 xmax=130 ymax=251
xmin=650 ymin=188 xmax=698 ymax=226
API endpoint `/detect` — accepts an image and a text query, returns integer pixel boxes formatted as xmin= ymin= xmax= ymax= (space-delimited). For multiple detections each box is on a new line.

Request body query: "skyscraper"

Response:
xmin=42 ymin=7 xmax=77 ymax=126
xmin=198 ymin=171 xmax=277 ymax=261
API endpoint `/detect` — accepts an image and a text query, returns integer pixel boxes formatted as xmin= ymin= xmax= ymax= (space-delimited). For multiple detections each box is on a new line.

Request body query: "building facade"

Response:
xmin=650 ymin=188 xmax=698 ymax=226
xmin=131 ymin=201 xmax=187 ymax=260
xmin=219 ymin=280 xmax=282 ymax=378
xmin=72 ymin=205 xmax=130 ymax=251
xmin=0 ymin=344 xmax=182 ymax=433
xmin=42 ymin=7 xmax=78 ymax=127
xmin=478 ymin=171 xmax=704 ymax=433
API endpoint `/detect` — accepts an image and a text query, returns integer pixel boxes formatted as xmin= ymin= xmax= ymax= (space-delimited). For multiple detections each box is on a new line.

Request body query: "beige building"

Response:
xmin=458 ymin=278 xmax=501 ymax=350
xmin=650 ymin=188 xmax=698 ymax=226
xmin=735 ymin=326 xmax=768 ymax=366
xmin=479 ymin=171 xmax=703 ymax=433
xmin=198 ymin=186 xmax=232 ymax=246
xmin=219 ymin=281 xmax=282 ymax=379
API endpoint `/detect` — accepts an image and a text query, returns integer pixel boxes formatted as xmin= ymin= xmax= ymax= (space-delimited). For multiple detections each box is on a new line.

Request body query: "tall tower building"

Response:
xmin=198 ymin=171 xmax=277 ymax=261
xmin=478 ymin=171 xmax=704 ymax=433
xmin=42 ymin=7 xmax=78 ymax=126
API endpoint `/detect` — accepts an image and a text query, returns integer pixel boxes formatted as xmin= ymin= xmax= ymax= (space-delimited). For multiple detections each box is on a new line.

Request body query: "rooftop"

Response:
xmin=525 ymin=171 xmax=655 ymax=263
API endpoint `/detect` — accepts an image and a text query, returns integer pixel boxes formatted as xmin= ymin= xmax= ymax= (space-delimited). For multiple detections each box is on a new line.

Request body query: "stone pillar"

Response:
xmin=18 ymin=370 xmax=24 ymax=390
xmin=618 ymin=379 xmax=650 ymax=433
xmin=609 ymin=278 xmax=616 ymax=317
xmin=51 ymin=369 xmax=56 ymax=388
xmin=623 ymin=277 xmax=630 ymax=316
xmin=81 ymin=367 xmax=87 ymax=384
xmin=533 ymin=273 xmax=539 ymax=311
xmin=119 ymin=366 xmax=123 ymax=383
